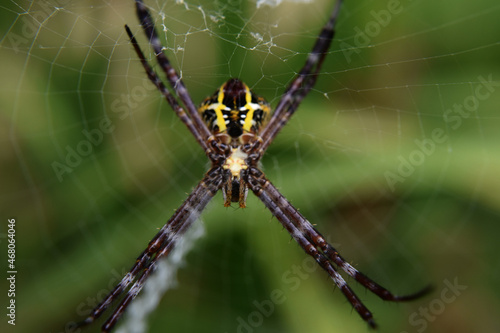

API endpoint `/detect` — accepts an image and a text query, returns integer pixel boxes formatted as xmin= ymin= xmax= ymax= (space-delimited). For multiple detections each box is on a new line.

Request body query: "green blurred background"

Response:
xmin=1 ymin=0 xmax=499 ymax=332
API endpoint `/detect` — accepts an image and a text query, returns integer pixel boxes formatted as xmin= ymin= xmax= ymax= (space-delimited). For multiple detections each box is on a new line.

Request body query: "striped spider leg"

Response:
xmin=78 ymin=0 xmax=430 ymax=331
xmin=245 ymin=167 xmax=432 ymax=328
xmin=238 ymin=0 xmax=431 ymax=326
xmin=131 ymin=0 xmax=213 ymax=148
xmin=79 ymin=168 xmax=224 ymax=331
xmin=252 ymin=0 xmax=342 ymax=156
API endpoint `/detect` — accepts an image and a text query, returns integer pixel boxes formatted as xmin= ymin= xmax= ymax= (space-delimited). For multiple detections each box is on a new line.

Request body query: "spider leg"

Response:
xmin=125 ymin=25 xmax=210 ymax=153
xmin=247 ymin=169 xmax=376 ymax=327
xmin=246 ymin=168 xmax=430 ymax=328
xmin=255 ymin=0 xmax=342 ymax=156
xmin=275 ymin=195 xmax=433 ymax=301
xmin=78 ymin=167 xmax=223 ymax=332
xmin=133 ymin=0 xmax=212 ymax=143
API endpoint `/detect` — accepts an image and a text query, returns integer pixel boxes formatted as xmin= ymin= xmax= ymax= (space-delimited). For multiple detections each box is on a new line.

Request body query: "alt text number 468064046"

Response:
xmin=6 ymin=218 xmax=16 ymax=326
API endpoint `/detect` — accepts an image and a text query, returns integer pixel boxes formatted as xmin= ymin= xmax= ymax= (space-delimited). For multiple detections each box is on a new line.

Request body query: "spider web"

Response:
xmin=1 ymin=1 xmax=500 ymax=333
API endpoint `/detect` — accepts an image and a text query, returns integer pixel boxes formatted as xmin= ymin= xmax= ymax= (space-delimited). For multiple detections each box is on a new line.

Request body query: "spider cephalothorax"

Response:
xmin=80 ymin=1 xmax=431 ymax=332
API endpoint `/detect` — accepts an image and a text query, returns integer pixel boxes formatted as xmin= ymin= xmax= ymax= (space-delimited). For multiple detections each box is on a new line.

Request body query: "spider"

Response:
xmin=79 ymin=0 xmax=431 ymax=331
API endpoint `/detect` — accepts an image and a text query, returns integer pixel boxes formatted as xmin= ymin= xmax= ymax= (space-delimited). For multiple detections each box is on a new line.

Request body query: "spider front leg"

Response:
xmin=125 ymin=24 xmax=212 ymax=155
xmin=134 ymin=0 xmax=212 ymax=142
xmin=256 ymin=0 xmax=343 ymax=156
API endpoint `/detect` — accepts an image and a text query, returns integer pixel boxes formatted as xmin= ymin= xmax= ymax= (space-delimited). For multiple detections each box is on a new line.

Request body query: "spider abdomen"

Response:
xmin=199 ymin=78 xmax=270 ymax=143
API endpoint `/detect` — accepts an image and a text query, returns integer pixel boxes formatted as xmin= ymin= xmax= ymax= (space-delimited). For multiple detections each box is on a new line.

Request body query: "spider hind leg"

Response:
xmin=247 ymin=170 xmax=432 ymax=328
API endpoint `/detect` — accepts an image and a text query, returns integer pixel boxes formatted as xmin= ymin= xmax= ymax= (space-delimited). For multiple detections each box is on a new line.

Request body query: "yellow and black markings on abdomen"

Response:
xmin=199 ymin=78 xmax=270 ymax=139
